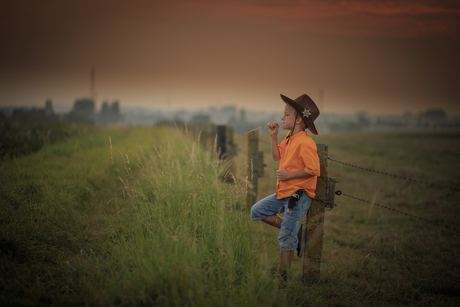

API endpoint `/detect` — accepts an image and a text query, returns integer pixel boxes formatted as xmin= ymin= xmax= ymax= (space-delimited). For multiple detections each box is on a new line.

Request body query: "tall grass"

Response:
xmin=82 ymin=131 xmax=288 ymax=306
xmin=0 ymin=126 xmax=291 ymax=306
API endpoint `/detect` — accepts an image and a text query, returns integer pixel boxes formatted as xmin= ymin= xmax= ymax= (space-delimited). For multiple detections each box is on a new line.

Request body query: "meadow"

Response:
xmin=1 ymin=125 xmax=459 ymax=306
xmin=234 ymin=129 xmax=460 ymax=306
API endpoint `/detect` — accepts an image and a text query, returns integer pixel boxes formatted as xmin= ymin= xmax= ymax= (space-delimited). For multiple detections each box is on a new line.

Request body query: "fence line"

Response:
xmin=332 ymin=191 xmax=460 ymax=232
xmin=328 ymin=157 xmax=460 ymax=192
xmin=156 ymin=121 xmax=239 ymax=182
xmin=251 ymin=134 xmax=460 ymax=230
xmin=246 ymin=130 xmax=460 ymax=284
xmin=324 ymin=157 xmax=459 ymax=230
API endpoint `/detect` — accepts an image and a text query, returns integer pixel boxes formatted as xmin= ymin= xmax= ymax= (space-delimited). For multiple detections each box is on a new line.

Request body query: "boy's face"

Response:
xmin=281 ymin=104 xmax=297 ymax=130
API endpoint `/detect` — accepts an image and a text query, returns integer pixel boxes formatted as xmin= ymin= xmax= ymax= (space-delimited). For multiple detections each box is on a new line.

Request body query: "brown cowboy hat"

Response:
xmin=280 ymin=93 xmax=320 ymax=135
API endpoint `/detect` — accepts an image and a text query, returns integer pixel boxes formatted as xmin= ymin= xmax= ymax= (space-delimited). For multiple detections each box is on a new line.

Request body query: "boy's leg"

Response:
xmin=262 ymin=214 xmax=283 ymax=229
xmin=277 ymin=193 xmax=312 ymax=276
xmin=251 ymin=193 xmax=284 ymax=224
xmin=279 ymin=250 xmax=294 ymax=276
xmin=252 ymin=193 xmax=311 ymax=278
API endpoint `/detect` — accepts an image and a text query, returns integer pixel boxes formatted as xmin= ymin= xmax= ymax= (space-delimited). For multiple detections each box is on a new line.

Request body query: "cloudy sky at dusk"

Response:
xmin=1 ymin=0 xmax=459 ymax=115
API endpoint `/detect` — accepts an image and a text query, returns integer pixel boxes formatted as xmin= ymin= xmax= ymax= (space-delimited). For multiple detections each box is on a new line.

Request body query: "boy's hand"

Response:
xmin=277 ymin=169 xmax=310 ymax=181
xmin=267 ymin=122 xmax=279 ymax=138
xmin=276 ymin=169 xmax=290 ymax=181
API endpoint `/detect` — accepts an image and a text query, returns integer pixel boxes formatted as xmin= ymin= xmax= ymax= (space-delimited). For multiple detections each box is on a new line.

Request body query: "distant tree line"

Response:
xmin=0 ymin=98 xmax=122 ymax=125
xmin=328 ymin=109 xmax=456 ymax=132
xmin=0 ymin=99 xmax=59 ymax=124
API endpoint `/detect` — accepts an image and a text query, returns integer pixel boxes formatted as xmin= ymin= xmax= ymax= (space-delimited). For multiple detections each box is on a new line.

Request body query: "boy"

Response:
xmin=251 ymin=93 xmax=320 ymax=280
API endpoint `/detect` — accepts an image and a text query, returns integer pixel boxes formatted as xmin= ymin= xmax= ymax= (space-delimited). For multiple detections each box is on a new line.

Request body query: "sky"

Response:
xmin=1 ymin=0 xmax=459 ymax=115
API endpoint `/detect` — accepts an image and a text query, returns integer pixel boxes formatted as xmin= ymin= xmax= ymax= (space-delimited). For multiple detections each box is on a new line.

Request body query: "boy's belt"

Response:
xmin=287 ymin=189 xmax=304 ymax=213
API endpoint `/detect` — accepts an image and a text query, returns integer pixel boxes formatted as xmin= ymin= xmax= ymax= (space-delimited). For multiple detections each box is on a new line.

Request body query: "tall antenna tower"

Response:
xmin=319 ymin=87 xmax=324 ymax=113
xmin=90 ymin=67 xmax=96 ymax=102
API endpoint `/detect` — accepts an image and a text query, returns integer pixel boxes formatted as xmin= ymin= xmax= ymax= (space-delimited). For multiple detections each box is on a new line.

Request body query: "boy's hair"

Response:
xmin=286 ymin=105 xmax=307 ymax=144
xmin=292 ymin=109 xmax=307 ymax=130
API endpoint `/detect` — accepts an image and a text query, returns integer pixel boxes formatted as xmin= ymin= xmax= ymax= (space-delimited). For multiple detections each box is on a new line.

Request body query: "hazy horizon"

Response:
xmin=1 ymin=1 xmax=459 ymax=115
xmin=3 ymin=99 xmax=457 ymax=119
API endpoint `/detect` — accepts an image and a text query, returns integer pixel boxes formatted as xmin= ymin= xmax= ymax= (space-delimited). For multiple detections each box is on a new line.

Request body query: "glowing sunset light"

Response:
xmin=0 ymin=0 xmax=459 ymax=115
xmin=178 ymin=0 xmax=460 ymax=37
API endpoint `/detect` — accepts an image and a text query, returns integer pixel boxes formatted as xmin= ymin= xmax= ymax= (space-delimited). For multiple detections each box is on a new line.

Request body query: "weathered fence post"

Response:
xmin=216 ymin=125 xmax=238 ymax=182
xmin=246 ymin=130 xmax=264 ymax=207
xmin=225 ymin=126 xmax=237 ymax=161
xmin=302 ymin=143 xmax=328 ymax=283
xmin=216 ymin=125 xmax=227 ymax=159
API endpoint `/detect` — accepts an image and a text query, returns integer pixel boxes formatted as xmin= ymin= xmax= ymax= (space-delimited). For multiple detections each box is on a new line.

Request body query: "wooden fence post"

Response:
xmin=215 ymin=125 xmax=238 ymax=182
xmin=246 ymin=130 xmax=264 ymax=207
xmin=225 ymin=126 xmax=237 ymax=161
xmin=302 ymin=143 xmax=328 ymax=283
xmin=216 ymin=125 xmax=227 ymax=159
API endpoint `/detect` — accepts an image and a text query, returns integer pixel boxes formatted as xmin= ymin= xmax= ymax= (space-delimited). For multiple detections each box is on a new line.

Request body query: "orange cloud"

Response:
xmin=14 ymin=0 xmax=454 ymax=38
xmin=176 ymin=0 xmax=460 ymax=37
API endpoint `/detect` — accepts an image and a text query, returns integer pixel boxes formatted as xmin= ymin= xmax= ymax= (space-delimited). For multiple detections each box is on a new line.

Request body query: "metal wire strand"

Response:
xmin=328 ymin=157 xmax=460 ymax=192
xmin=337 ymin=192 xmax=460 ymax=232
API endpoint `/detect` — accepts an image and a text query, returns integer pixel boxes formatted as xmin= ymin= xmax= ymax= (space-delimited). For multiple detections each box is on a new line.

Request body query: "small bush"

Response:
xmin=0 ymin=122 xmax=97 ymax=159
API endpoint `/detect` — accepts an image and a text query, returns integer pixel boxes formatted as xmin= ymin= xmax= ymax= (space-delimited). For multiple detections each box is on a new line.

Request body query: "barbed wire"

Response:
xmin=328 ymin=157 xmax=460 ymax=192
xmin=237 ymin=130 xmax=459 ymax=231
xmin=335 ymin=191 xmax=459 ymax=232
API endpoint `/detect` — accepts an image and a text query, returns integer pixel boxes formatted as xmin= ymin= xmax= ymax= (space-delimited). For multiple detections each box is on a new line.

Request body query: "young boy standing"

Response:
xmin=251 ymin=93 xmax=320 ymax=280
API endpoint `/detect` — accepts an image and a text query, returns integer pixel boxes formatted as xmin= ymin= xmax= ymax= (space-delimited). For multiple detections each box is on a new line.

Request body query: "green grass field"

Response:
xmin=1 ymin=126 xmax=459 ymax=306
xmin=234 ymin=130 xmax=460 ymax=306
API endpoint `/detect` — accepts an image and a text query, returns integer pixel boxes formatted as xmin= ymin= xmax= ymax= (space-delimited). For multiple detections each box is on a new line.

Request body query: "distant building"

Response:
xmin=110 ymin=101 xmax=120 ymax=123
xmin=221 ymin=105 xmax=237 ymax=118
xmin=356 ymin=111 xmax=370 ymax=129
xmin=44 ymin=99 xmax=54 ymax=117
xmin=67 ymin=98 xmax=95 ymax=123
xmin=418 ymin=109 xmax=447 ymax=129
xmin=100 ymin=101 xmax=110 ymax=124
xmin=98 ymin=100 xmax=121 ymax=125
xmin=191 ymin=114 xmax=211 ymax=126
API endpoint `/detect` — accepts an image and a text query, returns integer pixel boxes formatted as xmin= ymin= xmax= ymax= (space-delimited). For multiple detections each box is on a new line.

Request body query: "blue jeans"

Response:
xmin=251 ymin=193 xmax=312 ymax=251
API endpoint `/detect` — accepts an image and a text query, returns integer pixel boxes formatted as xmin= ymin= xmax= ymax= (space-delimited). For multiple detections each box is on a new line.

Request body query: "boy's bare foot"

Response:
xmin=278 ymin=269 xmax=288 ymax=282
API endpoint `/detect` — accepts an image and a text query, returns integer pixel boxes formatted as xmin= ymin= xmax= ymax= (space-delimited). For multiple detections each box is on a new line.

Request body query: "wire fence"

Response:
xmin=337 ymin=191 xmax=459 ymax=232
xmin=328 ymin=157 xmax=460 ymax=192
xmin=324 ymin=157 xmax=460 ymax=231
xmin=238 ymin=130 xmax=460 ymax=231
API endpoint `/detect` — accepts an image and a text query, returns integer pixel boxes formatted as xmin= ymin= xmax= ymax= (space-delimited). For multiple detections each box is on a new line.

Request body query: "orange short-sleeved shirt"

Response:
xmin=276 ymin=131 xmax=320 ymax=199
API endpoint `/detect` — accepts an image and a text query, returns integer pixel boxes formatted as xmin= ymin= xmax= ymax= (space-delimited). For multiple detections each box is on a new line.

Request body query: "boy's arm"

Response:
xmin=277 ymin=142 xmax=320 ymax=181
xmin=268 ymin=122 xmax=280 ymax=161
xmin=276 ymin=169 xmax=312 ymax=181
